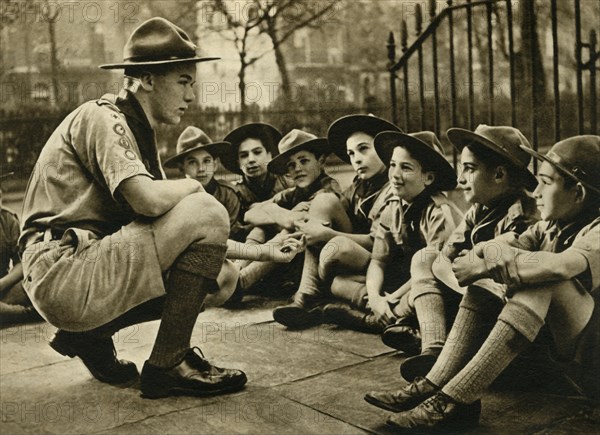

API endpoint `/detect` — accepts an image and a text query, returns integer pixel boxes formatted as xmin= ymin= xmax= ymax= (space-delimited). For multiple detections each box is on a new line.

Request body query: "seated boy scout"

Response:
xmin=164 ymin=126 xmax=242 ymax=238
xmin=0 ymin=173 xmax=38 ymax=324
xmin=221 ymin=123 xmax=291 ymax=234
xmin=18 ymin=18 xmax=247 ymax=398
xmin=366 ymin=135 xmax=600 ymax=431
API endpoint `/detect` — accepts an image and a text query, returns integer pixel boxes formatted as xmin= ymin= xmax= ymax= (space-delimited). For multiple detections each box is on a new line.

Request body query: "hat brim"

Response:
xmin=267 ymin=139 xmax=329 ymax=175
xmin=327 ymin=115 xmax=402 ymax=163
xmin=163 ymin=141 xmax=232 ymax=168
xmin=520 ymin=145 xmax=600 ymax=195
xmin=448 ymin=128 xmax=538 ymax=191
xmin=375 ymin=131 xmax=457 ymax=191
xmin=99 ymin=56 xmax=220 ymax=70
xmin=221 ymin=123 xmax=282 ymax=174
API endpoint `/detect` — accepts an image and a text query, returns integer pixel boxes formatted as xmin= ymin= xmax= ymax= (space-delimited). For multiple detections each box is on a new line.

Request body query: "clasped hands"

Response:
xmin=451 ymin=240 xmax=522 ymax=295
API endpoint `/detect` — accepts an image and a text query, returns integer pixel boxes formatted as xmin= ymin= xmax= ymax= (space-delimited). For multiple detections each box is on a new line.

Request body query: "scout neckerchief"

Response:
xmin=351 ymin=169 xmax=389 ymax=221
xmin=204 ymin=177 xmax=219 ymax=195
xmin=293 ymin=172 xmax=332 ymax=204
xmin=116 ymin=90 xmax=164 ymax=180
xmin=548 ymin=207 xmax=599 ymax=253
xmin=391 ymin=188 xmax=435 ymax=246
xmin=243 ymin=171 xmax=277 ymax=202
xmin=471 ymin=192 xmax=522 ymax=245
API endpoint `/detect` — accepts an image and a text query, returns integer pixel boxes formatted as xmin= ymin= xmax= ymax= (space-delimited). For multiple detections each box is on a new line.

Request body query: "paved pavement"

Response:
xmin=1 ymin=295 xmax=599 ymax=434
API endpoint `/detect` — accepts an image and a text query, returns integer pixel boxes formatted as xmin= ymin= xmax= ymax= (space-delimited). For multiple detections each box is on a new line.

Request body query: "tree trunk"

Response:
xmin=266 ymin=19 xmax=292 ymax=104
xmin=239 ymin=59 xmax=247 ymax=123
xmin=47 ymin=9 xmax=61 ymax=105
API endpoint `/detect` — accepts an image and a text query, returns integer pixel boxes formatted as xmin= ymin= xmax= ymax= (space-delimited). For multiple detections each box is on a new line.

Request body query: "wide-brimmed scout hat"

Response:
xmin=100 ymin=17 xmax=219 ymax=69
xmin=267 ymin=129 xmax=329 ymax=175
xmin=163 ymin=126 xmax=233 ymax=168
xmin=327 ymin=114 xmax=402 ymax=163
xmin=447 ymin=124 xmax=537 ymax=190
xmin=375 ymin=131 xmax=457 ymax=191
xmin=520 ymin=135 xmax=600 ymax=195
xmin=221 ymin=123 xmax=283 ymax=174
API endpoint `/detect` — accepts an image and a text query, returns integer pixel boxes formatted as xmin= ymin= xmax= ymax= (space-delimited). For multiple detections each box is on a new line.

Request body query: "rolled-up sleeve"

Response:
xmin=568 ymin=222 xmax=600 ymax=291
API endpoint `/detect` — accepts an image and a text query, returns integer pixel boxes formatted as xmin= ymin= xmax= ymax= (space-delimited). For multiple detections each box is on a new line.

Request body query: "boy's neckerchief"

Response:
xmin=352 ymin=169 xmax=389 ymax=219
xmin=244 ymin=171 xmax=277 ymax=200
xmin=392 ymin=188 xmax=436 ymax=246
xmin=548 ymin=207 xmax=599 ymax=253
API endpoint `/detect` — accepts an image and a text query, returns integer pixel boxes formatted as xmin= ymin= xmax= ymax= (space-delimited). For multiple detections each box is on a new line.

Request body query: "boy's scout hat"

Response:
xmin=100 ymin=17 xmax=218 ymax=69
xmin=375 ymin=131 xmax=457 ymax=191
xmin=268 ymin=129 xmax=329 ymax=175
xmin=447 ymin=124 xmax=537 ymax=190
xmin=521 ymin=135 xmax=600 ymax=195
xmin=327 ymin=114 xmax=402 ymax=163
xmin=163 ymin=126 xmax=233 ymax=168
xmin=221 ymin=123 xmax=283 ymax=174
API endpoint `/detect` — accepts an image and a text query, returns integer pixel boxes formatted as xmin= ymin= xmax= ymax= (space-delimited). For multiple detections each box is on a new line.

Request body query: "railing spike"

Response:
xmin=387 ymin=31 xmax=396 ymax=64
xmin=401 ymin=19 xmax=408 ymax=49
xmin=415 ymin=3 xmax=422 ymax=35
xmin=429 ymin=0 xmax=436 ymax=19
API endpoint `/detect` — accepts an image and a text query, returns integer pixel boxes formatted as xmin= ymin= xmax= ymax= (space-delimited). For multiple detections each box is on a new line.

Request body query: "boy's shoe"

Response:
xmin=364 ymin=376 xmax=438 ymax=412
xmin=50 ymin=330 xmax=138 ymax=385
xmin=381 ymin=321 xmax=421 ymax=354
xmin=272 ymin=303 xmax=323 ymax=329
xmin=322 ymin=302 xmax=383 ymax=333
xmin=386 ymin=392 xmax=481 ymax=431
xmin=399 ymin=348 xmax=441 ymax=382
xmin=140 ymin=347 xmax=247 ymax=399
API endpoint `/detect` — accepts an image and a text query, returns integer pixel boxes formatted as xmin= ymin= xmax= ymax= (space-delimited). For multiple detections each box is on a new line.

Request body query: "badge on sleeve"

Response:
xmin=118 ymin=137 xmax=131 ymax=149
xmin=113 ymin=124 xmax=126 ymax=136
xmin=124 ymin=150 xmax=137 ymax=160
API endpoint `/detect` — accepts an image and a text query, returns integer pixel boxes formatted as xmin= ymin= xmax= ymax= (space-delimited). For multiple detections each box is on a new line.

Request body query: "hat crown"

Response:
xmin=547 ymin=135 xmax=600 ymax=180
xmin=409 ymin=131 xmax=446 ymax=157
xmin=124 ymin=17 xmax=196 ymax=62
xmin=472 ymin=124 xmax=532 ymax=167
xmin=278 ymin=129 xmax=320 ymax=154
xmin=176 ymin=126 xmax=214 ymax=154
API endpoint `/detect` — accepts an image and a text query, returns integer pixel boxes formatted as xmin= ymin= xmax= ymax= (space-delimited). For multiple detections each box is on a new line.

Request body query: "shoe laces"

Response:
xmin=190 ymin=346 xmax=206 ymax=359
xmin=422 ymin=393 xmax=451 ymax=415
xmin=405 ymin=377 xmax=427 ymax=394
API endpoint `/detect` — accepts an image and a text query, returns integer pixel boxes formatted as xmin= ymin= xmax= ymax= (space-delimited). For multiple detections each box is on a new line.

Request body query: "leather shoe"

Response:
xmin=322 ymin=302 xmax=383 ymax=333
xmin=364 ymin=377 xmax=438 ymax=412
xmin=140 ymin=347 xmax=247 ymax=399
xmin=400 ymin=348 xmax=441 ymax=382
xmin=381 ymin=321 xmax=421 ymax=353
xmin=272 ymin=303 xmax=323 ymax=329
xmin=386 ymin=392 xmax=481 ymax=430
xmin=50 ymin=330 xmax=138 ymax=385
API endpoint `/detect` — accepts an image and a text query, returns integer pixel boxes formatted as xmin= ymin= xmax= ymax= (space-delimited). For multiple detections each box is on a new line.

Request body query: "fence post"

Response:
xmin=387 ymin=31 xmax=398 ymax=125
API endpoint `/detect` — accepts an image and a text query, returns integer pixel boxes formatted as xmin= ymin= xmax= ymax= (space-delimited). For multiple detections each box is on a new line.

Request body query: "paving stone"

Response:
xmin=96 ymin=389 xmax=367 ymax=435
xmin=272 ymin=354 xmax=408 ymax=434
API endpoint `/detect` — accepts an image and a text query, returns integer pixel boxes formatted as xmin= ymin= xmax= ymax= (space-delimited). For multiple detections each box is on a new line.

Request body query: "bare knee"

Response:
xmin=309 ymin=192 xmax=343 ymax=218
xmin=320 ymin=236 xmax=351 ymax=266
xmin=171 ymin=193 xmax=230 ymax=243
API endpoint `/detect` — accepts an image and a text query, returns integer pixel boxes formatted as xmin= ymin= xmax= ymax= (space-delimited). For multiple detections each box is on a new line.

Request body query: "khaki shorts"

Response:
xmin=21 ymin=221 xmax=165 ymax=332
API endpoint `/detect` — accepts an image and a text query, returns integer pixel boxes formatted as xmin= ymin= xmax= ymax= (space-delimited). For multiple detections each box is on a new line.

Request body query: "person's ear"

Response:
xmin=318 ymin=155 xmax=327 ymax=167
xmin=574 ymin=182 xmax=588 ymax=204
xmin=138 ymin=71 xmax=154 ymax=91
xmin=494 ymin=165 xmax=506 ymax=183
xmin=423 ymin=171 xmax=436 ymax=187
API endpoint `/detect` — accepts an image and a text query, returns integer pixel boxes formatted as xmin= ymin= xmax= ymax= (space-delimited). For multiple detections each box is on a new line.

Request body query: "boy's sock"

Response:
xmin=413 ymin=292 xmax=446 ymax=353
xmin=148 ymin=242 xmax=226 ymax=368
xmin=292 ymin=247 xmax=322 ymax=306
xmin=239 ymin=260 xmax=276 ymax=290
xmin=442 ymin=300 xmax=544 ymax=404
xmin=426 ymin=286 xmax=502 ymax=387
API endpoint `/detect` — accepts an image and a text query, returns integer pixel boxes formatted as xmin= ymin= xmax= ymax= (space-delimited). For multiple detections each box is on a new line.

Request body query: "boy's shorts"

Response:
xmin=21 ymin=220 xmax=166 ymax=332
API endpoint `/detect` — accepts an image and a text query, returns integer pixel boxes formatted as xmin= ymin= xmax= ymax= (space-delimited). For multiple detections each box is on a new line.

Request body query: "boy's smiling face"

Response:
xmin=182 ymin=149 xmax=217 ymax=187
xmin=388 ymin=146 xmax=433 ymax=202
xmin=285 ymin=150 xmax=324 ymax=188
xmin=533 ymin=161 xmax=582 ymax=221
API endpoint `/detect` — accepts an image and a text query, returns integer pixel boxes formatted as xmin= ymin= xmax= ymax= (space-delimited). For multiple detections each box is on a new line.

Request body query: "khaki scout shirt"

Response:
xmin=340 ymin=171 xmax=390 ymax=234
xmin=235 ymin=172 xmax=291 ymax=217
xmin=19 ymin=92 xmax=161 ymax=249
xmin=372 ymin=191 xmax=462 ymax=291
xmin=271 ymin=172 xmax=341 ymax=210
xmin=204 ymin=177 xmax=242 ymax=234
xmin=514 ymin=212 xmax=600 ymax=293
xmin=0 ymin=208 xmax=20 ymax=277
xmin=444 ymin=191 xmax=539 ymax=261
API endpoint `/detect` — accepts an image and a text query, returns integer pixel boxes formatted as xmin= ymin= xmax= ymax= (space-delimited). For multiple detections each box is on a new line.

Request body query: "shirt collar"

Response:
xmin=115 ymin=90 xmax=153 ymax=132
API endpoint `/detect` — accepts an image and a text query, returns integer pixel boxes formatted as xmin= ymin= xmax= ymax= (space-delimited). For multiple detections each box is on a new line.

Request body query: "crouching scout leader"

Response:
xmin=18 ymin=18 xmax=248 ymax=398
